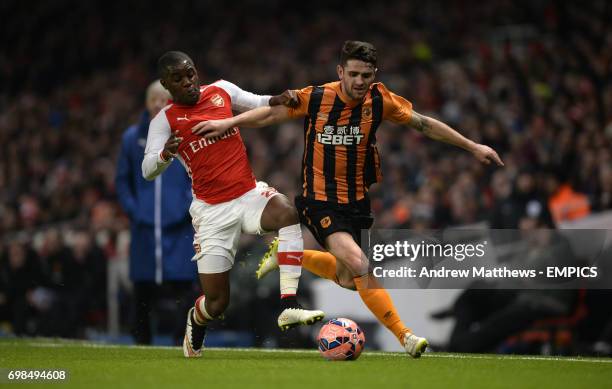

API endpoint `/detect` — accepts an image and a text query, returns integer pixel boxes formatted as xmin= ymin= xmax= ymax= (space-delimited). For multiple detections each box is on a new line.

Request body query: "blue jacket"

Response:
xmin=115 ymin=111 xmax=196 ymax=282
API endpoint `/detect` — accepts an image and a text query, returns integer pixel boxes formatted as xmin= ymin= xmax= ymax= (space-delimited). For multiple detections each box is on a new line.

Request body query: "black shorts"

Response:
xmin=295 ymin=195 xmax=374 ymax=248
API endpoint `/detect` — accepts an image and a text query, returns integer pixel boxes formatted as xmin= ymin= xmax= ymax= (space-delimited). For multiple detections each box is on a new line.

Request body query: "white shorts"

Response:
xmin=190 ymin=181 xmax=281 ymax=274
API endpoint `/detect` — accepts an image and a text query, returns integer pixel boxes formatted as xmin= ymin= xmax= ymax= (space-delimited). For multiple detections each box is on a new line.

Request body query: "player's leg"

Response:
xmin=259 ymin=195 xmax=340 ymax=282
xmin=255 ymin=229 xmax=427 ymax=356
xmin=257 ymin=246 xmax=338 ymax=281
xmin=184 ymin=256 xmax=233 ymax=358
xmin=303 ymin=250 xmax=338 ymax=281
xmin=255 ymin=195 xmax=343 ymax=283
xmin=194 ymin=270 xmax=231 ymax=320
xmin=325 ymin=232 xmax=428 ymax=357
xmin=184 ymin=198 xmax=239 ymax=357
xmin=259 ymin=194 xmax=303 ymax=301
xmin=242 ymin=182 xmax=324 ymax=330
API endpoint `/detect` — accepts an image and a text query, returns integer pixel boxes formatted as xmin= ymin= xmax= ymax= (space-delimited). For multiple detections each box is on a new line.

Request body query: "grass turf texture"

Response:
xmin=1 ymin=338 xmax=611 ymax=389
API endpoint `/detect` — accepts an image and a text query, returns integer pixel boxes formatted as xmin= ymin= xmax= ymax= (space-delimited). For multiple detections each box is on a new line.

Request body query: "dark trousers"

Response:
xmin=131 ymin=281 xmax=197 ymax=345
xmin=448 ymin=289 xmax=575 ymax=353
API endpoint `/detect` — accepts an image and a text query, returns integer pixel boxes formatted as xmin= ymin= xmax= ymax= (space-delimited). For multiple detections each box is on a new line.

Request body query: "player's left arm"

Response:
xmin=381 ymin=83 xmax=503 ymax=166
xmin=408 ymin=111 xmax=504 ymax=166
xmin=215 ymin=80 xmax=298 ymax=112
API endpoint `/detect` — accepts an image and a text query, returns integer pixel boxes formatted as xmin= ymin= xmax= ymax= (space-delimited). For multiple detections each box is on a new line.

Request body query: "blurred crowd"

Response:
xmin=0 ymin=0 xmax=611 ymax=352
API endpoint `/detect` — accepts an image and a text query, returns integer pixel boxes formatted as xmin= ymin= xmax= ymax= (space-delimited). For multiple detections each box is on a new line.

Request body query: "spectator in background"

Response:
xmin=115 ymin=80 xmax=197 ymax=345
xmin=489 ymin=170 xmax=520 ymax=229
xmin=0 ymin=241 xmax=46 ymax=335
xmin=36 ymin=228 xmax=74 ymax=337
xmin=544 ymin=170 xmax=591 ymax=226
xmin=60 ymin=228 xmax=107 ymax=337
xmin=514 ymin=170 xmax=554 ymax=227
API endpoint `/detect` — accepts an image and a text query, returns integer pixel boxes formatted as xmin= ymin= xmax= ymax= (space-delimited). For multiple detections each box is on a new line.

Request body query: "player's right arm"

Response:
xmin=191 ymin=105 xmax=291 ymax=138
xmin=192 ymin=86 xmax=311 ymax=139
xmin=141 ymin=111 xmax=183 ymax=180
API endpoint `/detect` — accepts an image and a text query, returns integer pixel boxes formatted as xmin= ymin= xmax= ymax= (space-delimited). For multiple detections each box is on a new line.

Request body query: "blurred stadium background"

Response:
xmin=1 ymin=0 xmax=611 ymax=355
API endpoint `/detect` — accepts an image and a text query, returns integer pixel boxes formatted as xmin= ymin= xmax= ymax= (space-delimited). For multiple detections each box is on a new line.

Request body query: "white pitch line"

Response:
xmin=5 ymin=341 xmax=612 ymax=364
xmin=420 ymin=353 xmax=612 ymax=364
xmin=219 ymin=348 xmax=612 ymax=363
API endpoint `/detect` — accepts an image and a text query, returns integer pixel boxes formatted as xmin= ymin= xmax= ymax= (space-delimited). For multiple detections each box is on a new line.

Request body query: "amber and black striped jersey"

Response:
xmin=287 ymin=81 xmax=413 ymax=204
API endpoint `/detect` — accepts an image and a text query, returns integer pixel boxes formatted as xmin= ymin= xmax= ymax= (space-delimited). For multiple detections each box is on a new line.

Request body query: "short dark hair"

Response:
xmin=157 ymin=51 xmax=194 ymax=78
xmin=340 ymin=41 xmax=377 ymax=67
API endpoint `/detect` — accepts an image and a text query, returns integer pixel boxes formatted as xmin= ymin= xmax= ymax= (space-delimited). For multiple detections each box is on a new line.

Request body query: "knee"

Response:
xmin=337 ymin=277 xmax=357 ymax=291
xmin=275 ymin=203 xmax=299 ymax=228
xmin=335 ymin=252 xmax=362 ymax=291
xmin=342 ymin=246 xmax=367 ymax=275
xmin=262 ymin=196 xmax=300 ymax=231
xmin=205 ymin=294 xmax=229 ymax=318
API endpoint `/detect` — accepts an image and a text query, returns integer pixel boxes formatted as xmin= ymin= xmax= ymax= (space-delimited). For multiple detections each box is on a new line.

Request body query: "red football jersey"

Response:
xmin=143 ymin=80 xmax=270 ymax=204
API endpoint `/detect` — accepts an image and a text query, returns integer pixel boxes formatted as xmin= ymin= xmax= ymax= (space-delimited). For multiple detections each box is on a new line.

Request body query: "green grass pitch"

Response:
xmin=1 ymin=338 xmax=611 ymax=389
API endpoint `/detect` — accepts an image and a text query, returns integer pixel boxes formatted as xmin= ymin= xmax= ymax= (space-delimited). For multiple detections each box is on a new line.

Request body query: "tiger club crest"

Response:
xmin=362 ymin=106 xmax=372 ymax=118
xmin=320 ymin=216 xmax=332 ymax=229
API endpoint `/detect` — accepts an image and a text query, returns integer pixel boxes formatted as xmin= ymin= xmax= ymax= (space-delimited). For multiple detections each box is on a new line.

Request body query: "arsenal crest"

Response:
xmin=211 ymin=94 xmax=225 ymax=107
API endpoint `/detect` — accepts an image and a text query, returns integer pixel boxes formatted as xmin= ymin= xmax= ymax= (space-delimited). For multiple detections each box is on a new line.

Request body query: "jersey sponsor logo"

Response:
xmin=320 ymin=216 xmax=332 ymax=229
xmin=177 ymin=114 xmax=189 ymax=121
xmin=317 ymin=125 xmax=364 ymax=145
xmin=181 ymin=127 xmax=240 ymax=161
xmin=211 ymin=94 xmax=225 ymax=107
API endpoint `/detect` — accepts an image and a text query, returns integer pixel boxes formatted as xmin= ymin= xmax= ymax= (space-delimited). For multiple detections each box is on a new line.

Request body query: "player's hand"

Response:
xmin=191 ymin=119 xmax=233 ymax=139
xmin=162 ymin=131 xmax=182 ymax=160
xmin=269 ymin=90 xmax=298 ymax=108
xmin=471 ymin=144 xmax=504 ymax=166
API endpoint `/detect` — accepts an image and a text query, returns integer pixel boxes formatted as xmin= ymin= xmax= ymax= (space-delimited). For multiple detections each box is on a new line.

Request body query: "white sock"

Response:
xmin=277 ymin=224 xmax=303 ymax=299
xmin=193 ymin=295 xmax=214 ymax=325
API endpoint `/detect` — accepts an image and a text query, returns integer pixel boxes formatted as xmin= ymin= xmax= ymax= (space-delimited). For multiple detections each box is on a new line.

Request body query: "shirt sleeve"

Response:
xmin=286 ymin=86 xmax=313 ymax=119
xmin=379 ymin=83 xmax=413 ymax=124
xmin=214 ymin=80 xmax=271 ymax=112
xmin=142 ymin=109 xmax=173 ymax=180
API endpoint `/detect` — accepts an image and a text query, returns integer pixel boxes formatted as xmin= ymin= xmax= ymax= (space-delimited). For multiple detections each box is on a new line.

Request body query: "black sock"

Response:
xmin=280 ymin=295 xmax=300 ymax=309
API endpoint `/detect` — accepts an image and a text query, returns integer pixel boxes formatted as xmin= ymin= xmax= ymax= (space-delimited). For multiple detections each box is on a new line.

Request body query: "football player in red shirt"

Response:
xmin=142 ymin=51 xmax=323 ymax=357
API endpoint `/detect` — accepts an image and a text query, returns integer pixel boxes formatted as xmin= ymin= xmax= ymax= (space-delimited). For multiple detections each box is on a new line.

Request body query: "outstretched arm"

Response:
xmin=191 ymin=105 xmax=291 ymax=138
xmin=409 ymin=111 xmax=504 ymax=166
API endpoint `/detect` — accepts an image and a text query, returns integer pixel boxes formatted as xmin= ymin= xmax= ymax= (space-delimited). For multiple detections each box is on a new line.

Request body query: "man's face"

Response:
xmin=161 ymin=60 xmax=200 ymax=105
xmin=146 ymin=86 xmax=170 ymax=118
xmin=337 ymin=59 xmax=376 ymax=100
